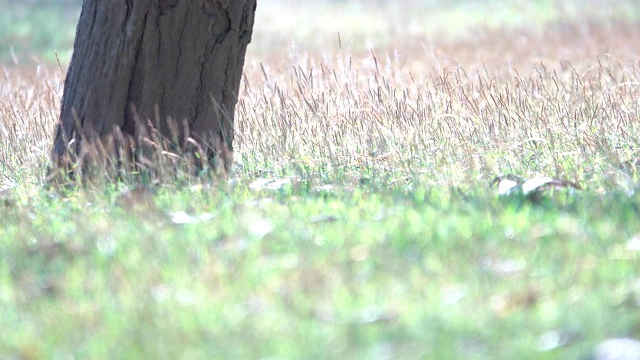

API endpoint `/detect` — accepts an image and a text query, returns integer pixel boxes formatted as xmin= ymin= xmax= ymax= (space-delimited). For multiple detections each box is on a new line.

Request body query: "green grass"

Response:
xmin=2 ymin=0 xmax=640 ymax=358
xmin=2 ymin=185 xmax=640 ymax=358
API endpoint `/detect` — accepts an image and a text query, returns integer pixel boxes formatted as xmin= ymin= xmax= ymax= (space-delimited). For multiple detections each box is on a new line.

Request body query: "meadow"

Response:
xmin=2 ymin=0 xmax=640 ymax=358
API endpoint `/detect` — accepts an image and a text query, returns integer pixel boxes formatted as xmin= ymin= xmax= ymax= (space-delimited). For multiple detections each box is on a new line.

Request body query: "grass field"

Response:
xmin=2 ymin=0 xmax=640 ymax=358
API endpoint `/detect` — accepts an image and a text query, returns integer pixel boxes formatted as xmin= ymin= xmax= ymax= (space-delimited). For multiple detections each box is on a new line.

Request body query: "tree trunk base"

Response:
xmin=47 ymin=119 xmax=233 ymax=185
xmin=48 ymin=0 xmax=256 ymax=185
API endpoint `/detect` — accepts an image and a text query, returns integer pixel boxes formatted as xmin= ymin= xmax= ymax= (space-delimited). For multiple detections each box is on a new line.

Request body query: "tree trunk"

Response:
xmin=50 ymin=0 xmax=257 ymax=178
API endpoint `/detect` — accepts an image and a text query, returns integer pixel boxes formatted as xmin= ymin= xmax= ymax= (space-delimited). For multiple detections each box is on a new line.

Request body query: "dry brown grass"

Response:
xmin=1 ymin=65 xmax=62 ymax=189
xmin=1 ymin=0 xmax=640 ymax=191
xmin=239 ymin=2 xmax=640 ymax=191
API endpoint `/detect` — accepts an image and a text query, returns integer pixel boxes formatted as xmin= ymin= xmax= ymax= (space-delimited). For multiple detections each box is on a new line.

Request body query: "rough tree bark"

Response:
xmin=50 ymin=0 xmax=257 ymax=177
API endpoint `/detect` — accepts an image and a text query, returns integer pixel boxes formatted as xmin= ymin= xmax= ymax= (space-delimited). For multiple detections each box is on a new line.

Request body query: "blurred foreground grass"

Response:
xmin=3 ymin=184 xmax=640 ymax=359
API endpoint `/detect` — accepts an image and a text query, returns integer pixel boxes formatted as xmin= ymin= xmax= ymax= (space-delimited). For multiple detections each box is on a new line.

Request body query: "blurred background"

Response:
xmin=0 ymin=0 xmax=638 ymax=66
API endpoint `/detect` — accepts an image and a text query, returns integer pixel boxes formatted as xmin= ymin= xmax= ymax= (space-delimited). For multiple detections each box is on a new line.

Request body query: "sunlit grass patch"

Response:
xmin=2 ymin=184 xmax=640 ymax=358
